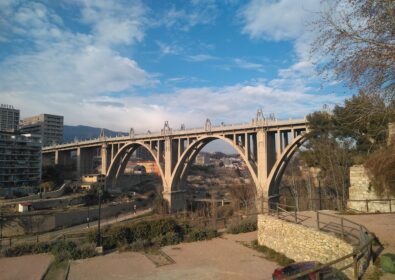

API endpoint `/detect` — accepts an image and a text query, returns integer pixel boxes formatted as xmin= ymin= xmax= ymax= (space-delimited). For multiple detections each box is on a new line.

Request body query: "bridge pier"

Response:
xmin=163 ymin=190 xmax=187 ymax=212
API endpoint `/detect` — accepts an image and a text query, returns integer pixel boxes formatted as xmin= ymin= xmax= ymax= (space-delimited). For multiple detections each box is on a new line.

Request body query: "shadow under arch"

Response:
xmin=106 ymin=141 xmax=165 ymax=190
xmin=266 ymin=134 xmax=307 ymax=204
xmin=170 ymin=135 xmax=259 ymax=195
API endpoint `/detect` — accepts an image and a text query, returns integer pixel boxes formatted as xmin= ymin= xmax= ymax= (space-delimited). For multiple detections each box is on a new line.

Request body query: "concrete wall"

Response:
xmin=348 ymin=165 xmax=393 ymax=213
xmin=2 ymin=202 xmax=140 ymax=236
xmin=258 ymin=214 xmax=354 ymax=277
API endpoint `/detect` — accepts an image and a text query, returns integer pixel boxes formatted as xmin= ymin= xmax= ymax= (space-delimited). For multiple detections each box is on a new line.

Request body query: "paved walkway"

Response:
xmin=0 ymin=254 xmax=53 ymax=280
xmin=68 ymin=232 xmax=278 ymax=280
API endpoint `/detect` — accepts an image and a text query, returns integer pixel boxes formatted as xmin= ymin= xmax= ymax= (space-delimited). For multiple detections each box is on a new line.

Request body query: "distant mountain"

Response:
xmin=63 ymin=125 xmax=128 ymax=143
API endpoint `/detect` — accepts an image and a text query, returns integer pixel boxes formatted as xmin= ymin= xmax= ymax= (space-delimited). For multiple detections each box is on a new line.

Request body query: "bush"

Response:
xmin=381 ymin=253 xmax=395 ymax=273
xmin=188 ymin=228 xmax=219 ymax=242
xmin=103 ymin=226 xmax=133 ymax=249
xmin=51 ymin=240 xmax=95 ymax=263
xmin=78 ymin=243 xmax=96 ymax=259
xmin=227 ymin=219 xmax=257 ymax=234
xmin=3 ymin=243 xmax=35 ymax=257
xmin=32 ymin=242 xmax=52 ymax=254
xmin=129 ymin=239 xmax=150 ymax=252
xmin=152 ymin=232 xmax=182 ymax=247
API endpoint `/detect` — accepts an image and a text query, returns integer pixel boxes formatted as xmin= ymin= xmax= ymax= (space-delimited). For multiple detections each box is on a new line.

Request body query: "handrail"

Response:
xmin=260 ymin=199 xmax=383 ymax=279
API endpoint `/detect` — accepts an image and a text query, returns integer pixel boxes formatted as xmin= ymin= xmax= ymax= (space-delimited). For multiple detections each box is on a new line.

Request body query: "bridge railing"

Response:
xmin=43 ymin=118 xmax=307 ymax=149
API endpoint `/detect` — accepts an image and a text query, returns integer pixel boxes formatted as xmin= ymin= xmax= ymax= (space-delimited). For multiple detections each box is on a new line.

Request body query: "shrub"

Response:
xmin=103 ymin=226 xmax=132 ymax=249
xmin=78 ymin=243 xmax=96 ymax=259
xmin=3 ymin=243 xmax=35 ymax=257
xmin=381 ymin=253 xmax=395 ymax=273
xmin=32 ymin=242 xmax=52 ymax=254
xmin=188 ymin=228 xmax=219 ymax=242
xmin=152 ymin=232 xmax=182 ymax=247
xmin=227 ymin=219 xmax=257 ymax=234
xmin=132 ymin=221 xmax=152 ymax=241
xmin=129 ymin=239 xmax=150 ymax=252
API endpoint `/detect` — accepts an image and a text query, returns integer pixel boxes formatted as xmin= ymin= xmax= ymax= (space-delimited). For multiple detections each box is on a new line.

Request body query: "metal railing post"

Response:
xmin=316 ymin=211 xmax=320 ymax=230
xmin=389 ymin=199 xmax=392 ymax=213
xmin=276 ymin=203 xmax=279 ymax=218
xmin=366 ymin=200 xmax=369 ymax=212
xmin=353 ymin=254 xmax=359 ymax=279
xmin=294 ymin=208 xmax=297 ymax=223
xmin=341 ymin=218 xmax=345 ymax=239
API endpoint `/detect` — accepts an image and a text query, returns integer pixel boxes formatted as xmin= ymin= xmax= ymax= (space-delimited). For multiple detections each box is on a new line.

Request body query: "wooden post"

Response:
xmin=294 ymin=208 xmax=297 ymax=223
xmin=316 ymin=211 xmax=320 ymax=230
xmin=389 ymin=199 xmax=392 ymax=213
xmin=366 ymin=200 xmax=369 ymax=212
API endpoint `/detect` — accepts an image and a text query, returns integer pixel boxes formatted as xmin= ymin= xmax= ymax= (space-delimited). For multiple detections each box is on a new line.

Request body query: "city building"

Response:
xmin=80 ymin=174 xmax=105 ymax=190
xmin=125 ymin=160 xmax=160 ymax=176
xmin=195 ymin=153 xmax=210 ymax=166
xmin=0 ymin=131 xmax=42 ymax=190
xmin=20 ymin=114 xmax=64 ymax=146
xmin=0 ymin=104 xmax=20 ymax=132
xmin=131 ymin=146 xmax=154 ymax=161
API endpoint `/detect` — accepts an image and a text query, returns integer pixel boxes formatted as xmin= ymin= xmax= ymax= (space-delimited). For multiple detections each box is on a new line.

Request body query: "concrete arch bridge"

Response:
xmin=42 ymin=116 xmax=308 ymax=211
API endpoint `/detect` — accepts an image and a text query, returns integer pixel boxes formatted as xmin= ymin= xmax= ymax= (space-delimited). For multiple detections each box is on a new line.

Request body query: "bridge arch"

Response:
xmin=266 ymin=134 xmax=307 ymax=203
xmin=106 ymin=141 xmax=165 ymax=190
xmin=169 ymin=135 xmax=259 ymax=194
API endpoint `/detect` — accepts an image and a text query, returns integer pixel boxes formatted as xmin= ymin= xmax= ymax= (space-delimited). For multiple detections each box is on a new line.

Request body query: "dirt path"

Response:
xmin=0 ymin=254 xmax=53 ymax=280
xmin=68 ymin=231 xmax=278 ymax=280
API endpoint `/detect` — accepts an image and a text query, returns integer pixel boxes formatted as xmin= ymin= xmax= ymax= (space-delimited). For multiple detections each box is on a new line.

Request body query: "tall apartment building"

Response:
xmin=20 ymin=114 xmax=64 ymax=147
xmin=0 ymin=104 xmax=20 ymax=132
xmin=0 ymin=131 xmax=42 ymax=189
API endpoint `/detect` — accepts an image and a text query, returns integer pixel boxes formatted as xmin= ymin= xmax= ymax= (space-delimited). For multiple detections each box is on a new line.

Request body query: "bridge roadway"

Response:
xmin=42 ymin=117 xmax=308 ymax=211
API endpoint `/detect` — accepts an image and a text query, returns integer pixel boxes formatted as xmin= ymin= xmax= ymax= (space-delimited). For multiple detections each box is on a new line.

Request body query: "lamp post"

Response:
xmin=0 ymin=209 xmax=3 ymax=250
xmin=97 ymin=185 xmax=102 ymax=247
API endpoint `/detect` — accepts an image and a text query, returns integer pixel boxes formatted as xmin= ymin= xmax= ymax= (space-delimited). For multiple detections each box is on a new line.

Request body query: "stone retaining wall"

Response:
xmin=348 ymin=165 xmax=393 ymax=213
xmin=258 ymin=214 xmax=354 ymax=276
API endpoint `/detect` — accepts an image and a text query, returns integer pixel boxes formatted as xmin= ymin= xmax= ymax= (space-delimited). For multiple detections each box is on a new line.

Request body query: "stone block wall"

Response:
xmin=348 ymin=165 xmax=393 ymax=213
xmin=258 ymin=214 xmax=354 ymax=277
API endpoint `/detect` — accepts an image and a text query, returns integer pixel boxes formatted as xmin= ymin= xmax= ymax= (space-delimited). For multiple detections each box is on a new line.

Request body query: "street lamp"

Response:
xmin=96 ymin=185 xmax=103 ymax=248
xmin=0 ymin=209 xmax=3 ymax=250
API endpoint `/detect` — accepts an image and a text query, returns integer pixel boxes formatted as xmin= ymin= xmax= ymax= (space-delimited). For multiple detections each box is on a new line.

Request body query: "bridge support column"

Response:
xmin=54 ymin=150 xmax=59 ymax=165
xmin=101 ymin=143 xmax=108 ymax=175
xmin=76 ymin=147 xmax=81 ymax=178
xmin=164 ymin=137 xmax=173 ymax=191
xmin=257 ymin=129 xmax=268 ymax=195
xmin=163 ymin=191 xmax=186 ymax=212
xmin=76 ymin=147 xmax=95 ymax=178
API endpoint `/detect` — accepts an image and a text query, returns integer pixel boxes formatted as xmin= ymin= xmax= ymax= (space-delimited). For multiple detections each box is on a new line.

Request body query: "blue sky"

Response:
xmin=0 ymin=0 xmax=352 ymax=133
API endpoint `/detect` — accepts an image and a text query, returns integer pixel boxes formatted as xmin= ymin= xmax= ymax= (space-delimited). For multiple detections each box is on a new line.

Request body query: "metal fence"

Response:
xmin=261 ymin=201 xmax=383 ymax=279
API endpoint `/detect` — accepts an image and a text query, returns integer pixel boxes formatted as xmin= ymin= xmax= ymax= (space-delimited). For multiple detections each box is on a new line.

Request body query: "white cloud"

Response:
xmin=157 ymin=41 xmax=183 ymax=56
xmin=186 ymin=54 xmax=217 ymax=62
xmin=240 ymin=0 xmax=327 ymax=94
xmin=160 ymin=2 xmax=218 ymax=31
xmin=0 ymin=0 xmax=153 ymax=98
xmin=240 ymin=0 xmax=320 ymax=41
xmin=233 ymin=58 xmax=264 ymax=72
